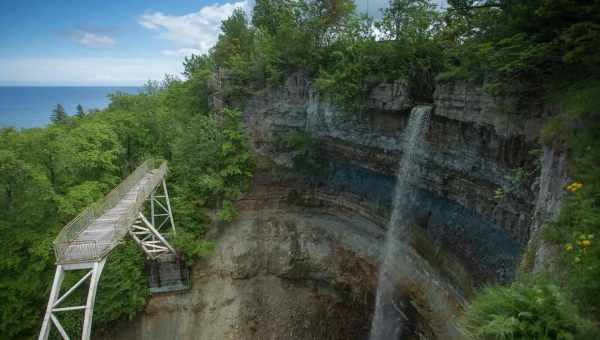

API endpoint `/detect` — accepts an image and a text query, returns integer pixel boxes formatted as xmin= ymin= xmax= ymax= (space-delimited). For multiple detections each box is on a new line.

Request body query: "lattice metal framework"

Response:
xmin=129 ymin=213 xmax=176 ymax=259
xmin=39 ymin=160 xmax=177 ymax=340
xmin=39 ymin=261 xmax=106 ymax=340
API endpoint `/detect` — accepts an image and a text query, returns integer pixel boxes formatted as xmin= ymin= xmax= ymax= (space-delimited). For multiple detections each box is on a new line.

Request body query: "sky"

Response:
xmin=0 ymin=0 xmax=447 ymax=86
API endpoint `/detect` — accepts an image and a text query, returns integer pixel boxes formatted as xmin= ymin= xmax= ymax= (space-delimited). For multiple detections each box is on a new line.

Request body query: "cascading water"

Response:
xmin=370 ymin=106 xmax=431 ymax=340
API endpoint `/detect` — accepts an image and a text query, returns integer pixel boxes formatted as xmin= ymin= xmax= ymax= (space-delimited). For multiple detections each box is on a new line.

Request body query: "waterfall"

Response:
xmin=369 ymin=106 xmax=431 ymax=340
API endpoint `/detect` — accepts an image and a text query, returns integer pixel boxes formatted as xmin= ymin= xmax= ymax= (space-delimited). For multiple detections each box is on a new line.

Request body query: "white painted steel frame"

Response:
xmin=40 ymin=161 xmax=178 ymax=340
xmin=39 ymin=259 xmax=106 ymax=340
xmin=147 ymin=179 xmax=176 ymax=239
xmin=129 ymin=212 xmax=176 ymax=259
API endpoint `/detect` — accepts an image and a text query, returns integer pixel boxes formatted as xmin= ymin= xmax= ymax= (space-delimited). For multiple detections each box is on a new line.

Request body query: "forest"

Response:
xmin=0 ymin=73 xmax=255 ymax=337
xmin=1 ymin=0 xmax=599 ymax=339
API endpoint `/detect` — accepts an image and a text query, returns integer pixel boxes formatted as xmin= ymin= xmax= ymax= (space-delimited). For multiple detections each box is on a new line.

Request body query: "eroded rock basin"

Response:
xmin=99 ymin=74 xmax=555 ymax=340
xmin=102 ymin=206 xmax=467 ymax=340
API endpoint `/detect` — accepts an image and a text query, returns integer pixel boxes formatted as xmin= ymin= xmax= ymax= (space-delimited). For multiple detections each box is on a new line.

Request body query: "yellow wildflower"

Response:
xmin=566 ymin=181 xmax=583 ymax=192
xmin=581 ymin=239 xmax=592 ymax=248
xmin=565 ymin=243 xmax=574 ymax=251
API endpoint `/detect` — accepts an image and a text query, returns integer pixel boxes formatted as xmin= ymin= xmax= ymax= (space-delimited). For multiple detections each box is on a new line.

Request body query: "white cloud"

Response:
xmin=0 ymin=57 xmax=182 ymax=86
xmin=161 ymin=48 xmax=203 ymax=57
xmin=138 ymin=1 xmax=249 ymax=55
xmin=72 ymin=30 xmax=116 ymax=48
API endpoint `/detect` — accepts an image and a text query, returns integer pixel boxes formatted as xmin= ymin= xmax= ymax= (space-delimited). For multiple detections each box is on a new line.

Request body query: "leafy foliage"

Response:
xmin=94 ymin=241 xmax=149 ymax=325
xmin=464 ymin=277 xmax=595 ymax=339
xmin=0 ymin=51 xmax=254 ymax=337
xmin=540 ymin=80 xmax=600 ymax=317
xmin=56 ymin=181 xmax=105 ymax=220
xmin=172 ymin=108 xmax=254 ymax=211
xmin=211 ymin=0 xmax=445 ymax=110
xmin=51 ymin=104 xmax=69 ymax=124
xmin=1 ymin=0 xmax=600 ymax=338
xmin=76 ymin=104 xmax=85 ymax=118
xmin=441 ymin=0 xmax=600 ymax=97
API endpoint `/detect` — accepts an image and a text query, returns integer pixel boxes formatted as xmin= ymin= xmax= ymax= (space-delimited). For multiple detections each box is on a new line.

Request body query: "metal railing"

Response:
xmin=54 ymin=160 xmax=168 ymax=264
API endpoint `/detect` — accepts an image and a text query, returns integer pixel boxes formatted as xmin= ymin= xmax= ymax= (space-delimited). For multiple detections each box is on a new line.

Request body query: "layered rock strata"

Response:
xmin=106 ymin=75 xmax=559 ymax=340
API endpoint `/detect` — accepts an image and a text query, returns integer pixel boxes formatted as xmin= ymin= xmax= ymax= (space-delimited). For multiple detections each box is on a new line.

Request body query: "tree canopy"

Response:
xmin=0 ymin=50 xmax=253 ymax=338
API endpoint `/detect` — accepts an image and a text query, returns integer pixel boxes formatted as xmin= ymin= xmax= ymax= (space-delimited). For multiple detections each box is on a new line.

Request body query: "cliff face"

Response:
xmin=102 ymin=198 xmax=465 ymax=340
xmin=106 ymin=76 xmax=564 ymax=340
xmin=101 ymin=209 xmax=380 ymax=340
xmin=246 ymin=74 xmax=546 ymax=284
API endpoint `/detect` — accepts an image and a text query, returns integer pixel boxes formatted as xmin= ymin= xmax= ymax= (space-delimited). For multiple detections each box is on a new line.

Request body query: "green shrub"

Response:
xmin=95 ymin=241 xmax=149 ymax=326
xmin=463 ymin=277 xmax=596 ymax=339
xmin=541 ymin=79 xmax=600 ymax=316
xmin=172 ymin=231 xmax=214 ymax=266
xmin=541 ymin=80 xmax=600 ymax=145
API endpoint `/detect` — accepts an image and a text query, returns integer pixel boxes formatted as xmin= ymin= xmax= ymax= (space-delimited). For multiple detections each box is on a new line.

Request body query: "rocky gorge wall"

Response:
xmin=101 ymin=185 xmax=467 ymax=340
xmin=104 ymin=75 xmax=566 ymax=340
xmin=245 ymin=74 xmax=548 ymax=285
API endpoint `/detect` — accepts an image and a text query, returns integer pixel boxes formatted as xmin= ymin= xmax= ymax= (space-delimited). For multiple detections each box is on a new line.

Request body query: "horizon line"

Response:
xmin=0 ymin=84 xmax=143 ymax=87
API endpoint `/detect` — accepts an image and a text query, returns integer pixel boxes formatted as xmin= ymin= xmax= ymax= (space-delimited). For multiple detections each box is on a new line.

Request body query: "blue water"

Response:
xmin=0 ymin=86 xmax=141 ymax=128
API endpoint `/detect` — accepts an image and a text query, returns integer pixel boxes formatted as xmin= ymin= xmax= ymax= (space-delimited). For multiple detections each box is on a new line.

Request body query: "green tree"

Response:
xmin=51 ymin=104 xmax=68 ymax=124
xmin=94 ymin=241 xmax=149 ymax=326
xmin=378 ymin=0 xmax=439 ymax=41
xmin=64 ymin=121 xmax=122 ymax=185
xmin=213 ymin=8 xmax=256 ymax=101
xmin=0 ymin=147 xmax=57 ymax=339
xmin=183 ymin=54 xmax=214 ymax=79
xmin=213 ymin=8 xmax=254 ymax=67
xmin=0 ymin=149 xmax=56 ymax=227
xmin=19 ymin=126 xmax=68 ymax=190
xmin=76 ymin=104 xmax=85 ymax=118
xmin=56 ymin=181 xmax=105 ymax=221
xmin=172 ymin=109 xmax=254 ymax=217
xmin=441 ymin=0 xmax=600 ymax=97
xmin=252 ymin=0 xmax=296 ymax=35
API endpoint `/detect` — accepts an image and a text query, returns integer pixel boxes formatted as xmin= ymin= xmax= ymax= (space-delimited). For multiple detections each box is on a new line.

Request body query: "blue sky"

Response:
xmin=0 ymin=0 xmax=446 ymax=86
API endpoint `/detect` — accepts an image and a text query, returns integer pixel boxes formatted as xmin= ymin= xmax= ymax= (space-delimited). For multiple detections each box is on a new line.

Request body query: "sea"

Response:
xmin=0 ymin=86 xmax=141 ymax=128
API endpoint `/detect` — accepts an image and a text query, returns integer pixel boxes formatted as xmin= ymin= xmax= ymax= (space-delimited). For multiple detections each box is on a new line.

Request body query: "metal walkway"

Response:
xmin=39 ymin=160 xmax=177 ymax=340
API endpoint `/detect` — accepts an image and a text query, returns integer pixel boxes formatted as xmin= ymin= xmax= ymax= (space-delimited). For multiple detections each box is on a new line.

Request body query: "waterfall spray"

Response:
xmin=370 ymin=106 xmax=431 ymax=340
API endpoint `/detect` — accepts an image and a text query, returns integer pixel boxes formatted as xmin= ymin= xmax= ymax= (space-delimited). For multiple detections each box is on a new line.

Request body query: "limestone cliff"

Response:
xmin=246 ymin=74 xmax=547 ymax=284
xmin=104 ymin=76 xmax=565 ymax=340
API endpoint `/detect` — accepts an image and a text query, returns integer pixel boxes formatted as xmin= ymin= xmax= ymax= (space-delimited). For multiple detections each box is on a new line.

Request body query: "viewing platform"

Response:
xmin=40 ymin=160 xmax=180 ymax=340
xmin=54 ymin=160 xmax=168 ymax=265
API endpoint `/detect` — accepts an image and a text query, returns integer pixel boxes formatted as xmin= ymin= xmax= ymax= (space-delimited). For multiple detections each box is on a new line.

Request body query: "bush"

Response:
xmin=172 ymin=231 xmax=214 ymax=266
xmin=541 ymin=79 xmax=600 ymax=316
xmin=94 ymin=241 xmax=149 ymax=326
xmin=541 ymin=80 xmax=600 ymax=145
xmin=463 ymin=277 xmax=596 ymax=339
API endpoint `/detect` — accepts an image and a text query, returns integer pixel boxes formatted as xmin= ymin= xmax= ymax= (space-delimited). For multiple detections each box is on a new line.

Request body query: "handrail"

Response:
xmin=54 ymin=160 xmax=168 ymax=263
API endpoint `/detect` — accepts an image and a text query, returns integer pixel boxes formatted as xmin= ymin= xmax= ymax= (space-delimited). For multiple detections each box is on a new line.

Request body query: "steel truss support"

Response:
xmin=131 ymin=178 xmax=176 ymax=259
xmin=39 ymin=259 xmax=106 ymax=340
xmin=149 ymin=179 xmax=176 ymax=237
xmin=39 ymin=178 xmax=176 ymax=340
xmin=129 ymin=213 xmax=176 ymax=259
